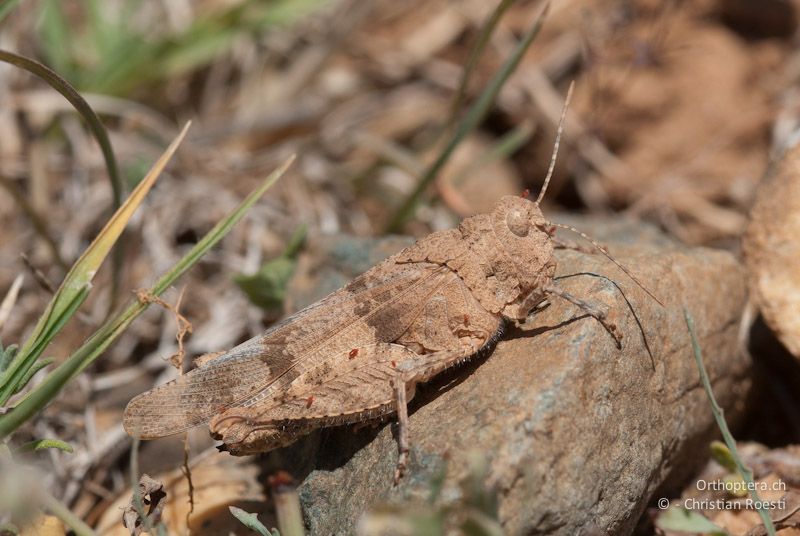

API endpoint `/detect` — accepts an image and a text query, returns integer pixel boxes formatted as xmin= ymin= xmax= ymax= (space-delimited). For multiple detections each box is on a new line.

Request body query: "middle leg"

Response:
xmin=542 ymin=281 xmax=622 ymax=348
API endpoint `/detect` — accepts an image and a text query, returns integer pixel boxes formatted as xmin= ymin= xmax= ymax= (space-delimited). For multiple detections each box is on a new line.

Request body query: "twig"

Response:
xmin=683 ymin=308 xmax=776 ymax=536
xmin=135 ymin=287 xmax=192 ymax=370
xmin=20 ymin=253 xmax=56 ymax=295
xmin=0 ymin=176 xmax=68 ymax=271
xmin=182 ymin=434 xmax=195 ymax=528
xmin=134 ymin=287 xmax=196 ymax=528
xmin=269 ymin=472 xmax=305 ymax=536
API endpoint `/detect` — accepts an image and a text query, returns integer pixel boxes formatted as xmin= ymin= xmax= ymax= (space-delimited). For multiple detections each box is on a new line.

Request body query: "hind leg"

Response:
xmin=388 ymin=343 xmax=497 ymax=483
xmin=393 ymin=374 xmax=412 ymax=484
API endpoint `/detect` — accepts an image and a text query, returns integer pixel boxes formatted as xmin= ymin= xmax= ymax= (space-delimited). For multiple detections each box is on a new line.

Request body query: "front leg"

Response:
xmin=542 ymin=282 xmax=622 ymax=348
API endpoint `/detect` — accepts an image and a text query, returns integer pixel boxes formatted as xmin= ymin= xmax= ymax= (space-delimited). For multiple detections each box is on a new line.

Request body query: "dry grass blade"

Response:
xmin=0 ymin=123 xmax=190 ymax=406
xmin=0 ymin=154 xmax=293 ymax=440
xmin=0 ymin=48 xmax=125 ymax=306
xmin=0 ymin=275 xmax=24 ymax=331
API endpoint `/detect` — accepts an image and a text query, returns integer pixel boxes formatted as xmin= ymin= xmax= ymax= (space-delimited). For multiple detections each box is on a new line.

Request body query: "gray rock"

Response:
xmin=272 ymin=218 xmax=749 ymax=535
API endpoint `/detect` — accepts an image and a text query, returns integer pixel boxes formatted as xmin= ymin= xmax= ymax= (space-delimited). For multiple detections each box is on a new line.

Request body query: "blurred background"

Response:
xmin=1 ymin=0 xmax=799 ymax=533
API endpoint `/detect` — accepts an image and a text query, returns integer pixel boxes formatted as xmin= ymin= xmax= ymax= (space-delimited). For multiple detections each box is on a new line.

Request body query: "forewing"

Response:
xmin=210 ymin=343 xmax=467 ymax=455
xmin=218 ymin=272 xmax=503 ymax=431
xmin=243 ymin=343 xmax=418 ymax=424
xmin=123 ymin=342 xmax=272 ymax=439
xmin=123 ymin=260 xmax=449 ymax=438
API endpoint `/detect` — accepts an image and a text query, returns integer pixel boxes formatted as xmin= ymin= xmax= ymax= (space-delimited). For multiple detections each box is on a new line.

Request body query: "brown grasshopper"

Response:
xmin=123 ymin=95 xmax=661 ymax=482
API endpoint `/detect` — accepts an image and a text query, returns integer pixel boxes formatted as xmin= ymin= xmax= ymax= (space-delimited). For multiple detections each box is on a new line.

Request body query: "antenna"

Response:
xmin=547 ymin=221 xmax=665 ymax=307
xmin=536 ymin=80 xmax=575 ymax=205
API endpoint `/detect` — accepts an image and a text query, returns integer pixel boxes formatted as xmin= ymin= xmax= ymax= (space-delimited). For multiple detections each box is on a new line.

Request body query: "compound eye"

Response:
xmin=506 ymin=209 xmax=530 ymax=237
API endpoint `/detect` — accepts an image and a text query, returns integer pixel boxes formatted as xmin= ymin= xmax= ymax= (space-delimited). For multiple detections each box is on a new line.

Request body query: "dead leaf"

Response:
xmin=19 ymin=515 xmax=65 ymax=536
xmin=121 ymin=475 xmax=166 ymax=536
xmin=97 ymin=453 xmax=269 ymax=536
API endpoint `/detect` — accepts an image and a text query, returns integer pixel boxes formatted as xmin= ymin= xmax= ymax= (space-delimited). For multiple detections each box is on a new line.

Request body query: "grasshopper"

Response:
xmin=123 ymin=92 xmax=660 ymax=482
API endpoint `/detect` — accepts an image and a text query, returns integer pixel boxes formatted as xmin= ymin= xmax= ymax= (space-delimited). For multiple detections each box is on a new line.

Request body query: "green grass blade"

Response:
xmin=82 ymin=0 xmax=326 ymax=96
xmin=5 ymin=287 xmax=89 ymax=397
xmin=16 ymin=438 xmax=74 ymax=454
xmin=0 ymin=50 xmax=122 ymax=215
xmin=0 ymin=344 xmax=17 ymax=373
xmin=41 ymin=490 xmax=97 ymax=536
xmin=229 ymin=507 xmax=271 ymax=536
xmin=14 ymin=358 xmax=54 ymax=395
xmin=0 ymin=0 xmax=22 ymax=24
xmin=0 ymin=124 xmax=190 ymax=405
xmin=656 ymin=506 xmax=727 ymax=535
xmin=385 ymin=2 xmax=550 ymax=232
xmin=38 ymin=0 xmax=74 ymax=79
xmin=0 ymin=155 xmax=293 ymax=440
xmin=447 ymin=0 xmax=517 ymax=130
xmin=0 ymin=49 xmax=126 ymax=311
xmin=684 ymin=309 xmax=776 ymax=536
xmin=0 ymin=287 xmax=88 ymax=402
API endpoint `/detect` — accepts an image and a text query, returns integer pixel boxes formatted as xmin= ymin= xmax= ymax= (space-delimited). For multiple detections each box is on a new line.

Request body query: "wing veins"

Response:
xmin=187 ymin=264 xmax=450 ymax=420
xmin=246 ymin=265 xmax=450 ymax=401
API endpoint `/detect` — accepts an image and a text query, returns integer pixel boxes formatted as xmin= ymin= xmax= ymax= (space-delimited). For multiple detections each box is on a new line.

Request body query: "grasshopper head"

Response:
xmin=490 ymin=195 xmax=557 ymax=313
xmin=491 ymin=195 xmax=552 ymax=239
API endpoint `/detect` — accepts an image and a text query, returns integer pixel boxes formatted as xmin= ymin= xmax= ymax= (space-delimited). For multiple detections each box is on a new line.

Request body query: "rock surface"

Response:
xmin=271 ymin=217 xmax=749 ymax=535
xmin=743 ymin=142 xmax=800 ymax=360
